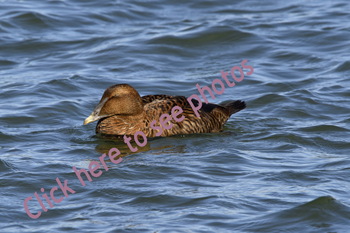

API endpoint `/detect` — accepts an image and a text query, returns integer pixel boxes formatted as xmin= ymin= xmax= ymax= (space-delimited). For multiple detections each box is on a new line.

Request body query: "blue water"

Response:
xmin=1 ymin=0 xmax=350 ymax=232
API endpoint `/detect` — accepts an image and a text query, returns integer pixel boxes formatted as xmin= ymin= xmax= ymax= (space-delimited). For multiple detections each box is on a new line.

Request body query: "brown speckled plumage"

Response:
xmin=84 ymin=84 xmax=246 ymax=139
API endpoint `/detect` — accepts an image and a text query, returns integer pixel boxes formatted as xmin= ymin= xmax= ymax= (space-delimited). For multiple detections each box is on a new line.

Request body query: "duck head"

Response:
xmin=83 ymin=84 xmax=144 ymax=125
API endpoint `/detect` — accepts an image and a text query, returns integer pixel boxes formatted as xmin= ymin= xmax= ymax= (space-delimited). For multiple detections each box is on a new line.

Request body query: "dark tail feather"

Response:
xmin=225 ymin=100 xmax=246 ymax=116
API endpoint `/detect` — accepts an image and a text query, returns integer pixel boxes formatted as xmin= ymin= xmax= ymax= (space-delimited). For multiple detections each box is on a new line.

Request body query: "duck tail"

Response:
xmin=225 ymin=100 xmax=246 ymax=116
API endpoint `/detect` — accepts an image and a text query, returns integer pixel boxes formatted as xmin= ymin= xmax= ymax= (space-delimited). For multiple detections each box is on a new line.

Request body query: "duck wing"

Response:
xmin=142 ymin=94 xmax=225 ymax=114
xmin=141 ymin=95 xmax=244 ymax=136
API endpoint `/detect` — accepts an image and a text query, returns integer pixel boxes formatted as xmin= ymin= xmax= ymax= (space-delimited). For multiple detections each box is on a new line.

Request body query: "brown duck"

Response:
xmin=83 ymin=84 xmax=246 ymax=139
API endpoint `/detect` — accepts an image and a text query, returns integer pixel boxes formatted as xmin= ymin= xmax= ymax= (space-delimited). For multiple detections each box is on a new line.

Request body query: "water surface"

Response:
xmin=1 ymin=0 xmax=350 ymax=232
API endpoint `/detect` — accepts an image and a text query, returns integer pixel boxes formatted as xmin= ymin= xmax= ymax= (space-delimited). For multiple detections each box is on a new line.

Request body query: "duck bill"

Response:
xmin=83 ymin=97 xmax=108 ymax=125
xmin=83 ymin=114 xmax=100 ymax=125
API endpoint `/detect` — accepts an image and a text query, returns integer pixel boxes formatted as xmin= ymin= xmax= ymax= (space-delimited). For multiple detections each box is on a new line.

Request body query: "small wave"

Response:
xmin=241 ymin=196 xmax=350 ymax=232
xmin=334 ymin=61 xmax=350 ymax=72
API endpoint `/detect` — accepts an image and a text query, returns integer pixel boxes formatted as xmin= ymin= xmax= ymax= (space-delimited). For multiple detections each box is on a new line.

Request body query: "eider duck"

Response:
xmin=83 ymin=84 xmax=246 ymax=139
